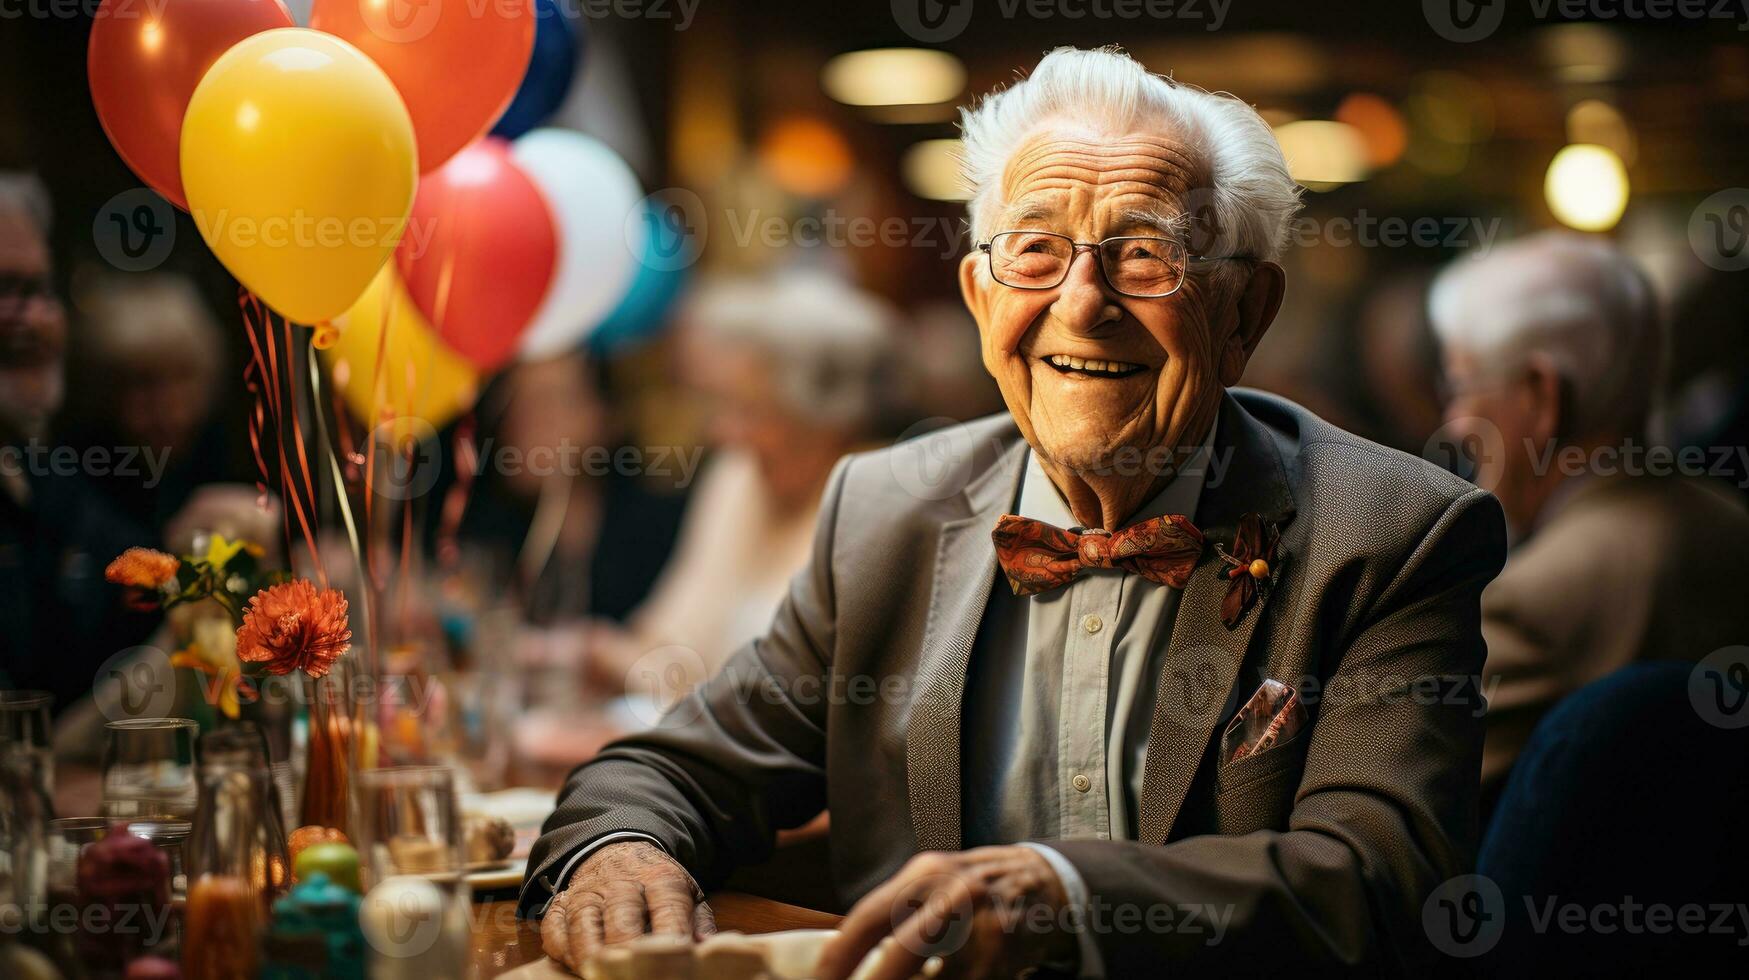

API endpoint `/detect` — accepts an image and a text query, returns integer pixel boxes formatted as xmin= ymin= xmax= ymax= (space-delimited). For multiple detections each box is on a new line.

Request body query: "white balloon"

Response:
xmin=511 ymin=129 xmax=645 ymax=359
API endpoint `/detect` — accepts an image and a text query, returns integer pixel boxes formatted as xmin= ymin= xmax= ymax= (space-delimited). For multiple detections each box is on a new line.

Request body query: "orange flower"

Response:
xmin=235 ymin=580 xmax=352 ymax=678
xmin=105 ymin=548 xmax=180 ymax=589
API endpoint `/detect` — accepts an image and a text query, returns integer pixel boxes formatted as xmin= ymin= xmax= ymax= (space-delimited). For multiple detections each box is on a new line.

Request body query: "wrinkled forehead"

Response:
xmin=995 ymin=125 xmax=1206 ymax=237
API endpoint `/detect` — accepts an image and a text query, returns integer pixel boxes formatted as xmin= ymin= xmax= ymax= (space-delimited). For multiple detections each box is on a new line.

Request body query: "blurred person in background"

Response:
xmin=0 ymin=172 xmax=156 ymax=713
xmin=64 ymin=274 xmax=245 ymax=532
xmin=1431 ymin=231 xmax=1749 ymax=805
xmin=456 ymin=352 xmax=687 ymax=626
xmin=583 ymin=269 xmax=899 ymax=695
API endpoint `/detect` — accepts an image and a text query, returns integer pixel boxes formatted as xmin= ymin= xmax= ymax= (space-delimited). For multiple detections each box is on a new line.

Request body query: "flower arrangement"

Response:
xmin=106 ymin=535 xmax=351 ymax=718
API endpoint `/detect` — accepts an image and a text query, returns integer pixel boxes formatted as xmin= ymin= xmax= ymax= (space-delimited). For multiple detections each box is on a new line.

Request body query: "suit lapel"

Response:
xmin=906 ymin=433 xmax=1027 ymax=851
xmin=1138 ymin=394 xmax=1297 ymax=843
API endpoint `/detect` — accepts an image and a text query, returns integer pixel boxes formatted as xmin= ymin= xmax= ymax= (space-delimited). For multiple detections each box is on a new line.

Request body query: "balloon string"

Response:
xmin=238 ymin=292 xmax=282 ymax=558
xmin=308 ymin=343 xmax=365 ymax=610
xmin=238 ymin=289 xmax=325 ymax=583
xmin=259 ymin=299 xmax=324 ymax=584
xmin=281 ymin=315 xmax=328 ymax=589
xmin=436 ymin=413 xmax=478 ymax=569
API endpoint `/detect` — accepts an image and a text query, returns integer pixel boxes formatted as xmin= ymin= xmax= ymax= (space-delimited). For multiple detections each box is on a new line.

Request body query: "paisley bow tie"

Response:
xmin=991 ymin=513 xmax=1205 ymax=596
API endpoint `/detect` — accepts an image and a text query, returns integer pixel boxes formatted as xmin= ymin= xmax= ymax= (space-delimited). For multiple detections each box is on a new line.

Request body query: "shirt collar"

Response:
xmin=1017 ymin=418 xmax=1217 ymax=530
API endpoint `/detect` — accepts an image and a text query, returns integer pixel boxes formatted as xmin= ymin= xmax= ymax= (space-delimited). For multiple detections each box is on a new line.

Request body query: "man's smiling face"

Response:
xmin=961 ymin=125 xmax=1266 ymax=478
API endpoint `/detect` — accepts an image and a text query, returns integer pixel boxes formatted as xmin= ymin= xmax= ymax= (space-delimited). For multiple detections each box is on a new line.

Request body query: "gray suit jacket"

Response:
xmin=523 ymin=390 xmax=1507 ymax=975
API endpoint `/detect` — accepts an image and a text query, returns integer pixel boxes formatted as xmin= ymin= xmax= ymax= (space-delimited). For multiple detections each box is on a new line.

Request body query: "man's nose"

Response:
xmin=1049 ymin=249 xmax=1122 ymax=335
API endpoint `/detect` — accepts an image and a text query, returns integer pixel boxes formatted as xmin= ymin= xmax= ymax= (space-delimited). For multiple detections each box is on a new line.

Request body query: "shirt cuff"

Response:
xmin=1019 ymin=842 xmax=1107 ymax=979
xmin=526 ymin=832 xmax=665 ymax=917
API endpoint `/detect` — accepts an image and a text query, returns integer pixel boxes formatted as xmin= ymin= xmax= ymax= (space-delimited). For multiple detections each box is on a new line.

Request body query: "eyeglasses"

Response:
xmin=977 ymin=231 xmax=1254 ymax=298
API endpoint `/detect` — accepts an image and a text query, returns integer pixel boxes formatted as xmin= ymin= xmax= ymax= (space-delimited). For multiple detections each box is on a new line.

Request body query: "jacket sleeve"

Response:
xmin=1047 ymin=486 xmax=1507 ymax=976
xmin=517 ymin=455 xmax=851 ymax=917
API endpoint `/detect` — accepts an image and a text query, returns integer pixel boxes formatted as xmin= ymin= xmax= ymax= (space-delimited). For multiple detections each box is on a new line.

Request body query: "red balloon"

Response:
xmin=310 ymin=0 xmax=535 ymax=173
xmin=88 ymin=0 xmax=294 ymax=209
xmin=395 ymin=138 xmax=556 ymax=371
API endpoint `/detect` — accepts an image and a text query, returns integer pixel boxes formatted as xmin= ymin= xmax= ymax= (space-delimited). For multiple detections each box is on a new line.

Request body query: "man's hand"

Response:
xmin=815 ymin=846 xmax=1076 ymax=980
xmin=539 ymin=841 xmax=716 ymax=974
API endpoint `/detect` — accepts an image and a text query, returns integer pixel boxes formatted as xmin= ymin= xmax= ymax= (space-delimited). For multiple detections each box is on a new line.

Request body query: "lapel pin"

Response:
xmin=1213 ymin=512 xmax=1282 ymax=628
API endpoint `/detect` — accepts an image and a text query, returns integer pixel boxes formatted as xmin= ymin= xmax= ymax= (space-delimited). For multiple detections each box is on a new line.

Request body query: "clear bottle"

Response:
xmin=183 ymin=727 xmax=291 ymax=980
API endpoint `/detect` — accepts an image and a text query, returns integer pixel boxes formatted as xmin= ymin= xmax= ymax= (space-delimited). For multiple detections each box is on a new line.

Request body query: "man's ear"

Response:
xmin=1524 ymin=353 xmax=1565 ymax=444
xmin=959 ymin=251 xmax=989 ymax=326
xmin=1217 ymin=260 xmax=1286 ymax=386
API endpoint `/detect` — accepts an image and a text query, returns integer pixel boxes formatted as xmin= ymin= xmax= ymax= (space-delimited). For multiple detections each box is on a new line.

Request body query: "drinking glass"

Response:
xmin=353 ymin=766 xmax=471 ymax=980
xmin=101 ymin=718 xmax=199 ymax=820
xmin=0 ymin=689 xmax=54 ymax=793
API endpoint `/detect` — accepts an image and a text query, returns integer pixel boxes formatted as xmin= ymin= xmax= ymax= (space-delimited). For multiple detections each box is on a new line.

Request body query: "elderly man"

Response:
xmin=525 ymin=48 xmax=1505 ymax=976
xmin=0 ymin=174 xmax=156 ymax=712
xmin=1430 ymin=232 xmax=1749 ymax=803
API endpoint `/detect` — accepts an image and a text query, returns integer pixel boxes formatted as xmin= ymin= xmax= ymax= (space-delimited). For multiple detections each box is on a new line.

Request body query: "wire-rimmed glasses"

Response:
xmin=977 ymin=230 xmax=1253 ymax=298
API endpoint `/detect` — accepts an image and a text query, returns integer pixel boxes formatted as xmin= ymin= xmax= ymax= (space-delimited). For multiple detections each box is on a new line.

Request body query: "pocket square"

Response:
xmin=1222 ymin=678 xmax=1307 ymax=763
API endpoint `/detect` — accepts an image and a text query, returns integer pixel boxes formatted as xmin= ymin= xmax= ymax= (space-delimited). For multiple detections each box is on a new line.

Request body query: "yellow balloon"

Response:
xmin=181 ymin=28 xmax=417 ymax=324
xmin=323 ymin=265 xmax=478 ymax=436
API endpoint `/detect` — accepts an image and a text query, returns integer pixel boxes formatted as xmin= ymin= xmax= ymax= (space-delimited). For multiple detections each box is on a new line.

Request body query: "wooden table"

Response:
xmin=470 ymin=892 xmax=843 ymax=976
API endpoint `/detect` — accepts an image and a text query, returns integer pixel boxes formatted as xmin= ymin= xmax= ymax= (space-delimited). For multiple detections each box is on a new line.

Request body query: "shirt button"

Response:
xmin=1082 ymin=614 xmax=1103 ymax=634
xmin=1071 ymin=773 xmax=1092 ymax=793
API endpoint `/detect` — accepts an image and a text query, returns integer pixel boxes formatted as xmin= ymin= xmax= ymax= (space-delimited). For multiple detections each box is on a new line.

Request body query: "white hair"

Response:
xmin=0 ymin=171 xmax=52 ymax=234
xmin=1429 ymin=231 xmax=1662 ymax=437
xmin=958 ymin=47 xmax=1301 ymax=269
xmin=682 ymin=268 xmax=898 ymax=430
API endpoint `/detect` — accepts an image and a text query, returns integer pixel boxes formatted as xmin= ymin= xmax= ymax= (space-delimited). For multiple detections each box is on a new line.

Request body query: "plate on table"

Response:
xmin=466 ymin=856 xmax=528 ymax=892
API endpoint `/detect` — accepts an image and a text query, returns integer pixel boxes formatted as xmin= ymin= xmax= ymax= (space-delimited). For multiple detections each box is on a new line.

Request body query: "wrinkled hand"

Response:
xmin=816 ymin=846 xmax=1076 ymax=980
xmin=539 ymin=841 xmax=716 ymax=975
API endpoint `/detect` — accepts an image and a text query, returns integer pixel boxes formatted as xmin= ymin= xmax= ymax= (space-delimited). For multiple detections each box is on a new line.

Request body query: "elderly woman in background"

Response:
xmin=584 ymin=268 xmax=899 ymax=695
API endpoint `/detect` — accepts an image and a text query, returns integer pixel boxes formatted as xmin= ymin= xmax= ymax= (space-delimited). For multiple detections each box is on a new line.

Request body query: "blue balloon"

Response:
xmin=588 ymin=199 xmax=691 ymax=354
xmin=491 ymin=0 xmax=581 ymax=139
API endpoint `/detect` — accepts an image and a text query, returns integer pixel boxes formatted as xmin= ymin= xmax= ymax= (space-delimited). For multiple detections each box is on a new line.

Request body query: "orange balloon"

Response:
xmin=310 ymin=0 xmax=536 ymax=173
xmin=88 ymin=0 xmax=294 ymax=209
